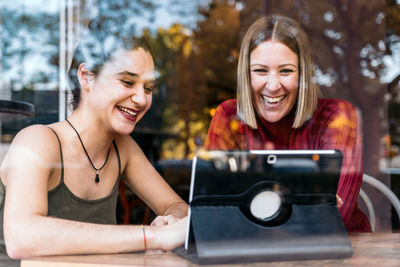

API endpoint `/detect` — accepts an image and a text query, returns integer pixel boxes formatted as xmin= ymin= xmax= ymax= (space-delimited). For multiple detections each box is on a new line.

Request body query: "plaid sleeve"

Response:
xmin=319 ymin=100 xmax=364 ymax=226
xmin=205 ymin=101 xmax=244 ymax=150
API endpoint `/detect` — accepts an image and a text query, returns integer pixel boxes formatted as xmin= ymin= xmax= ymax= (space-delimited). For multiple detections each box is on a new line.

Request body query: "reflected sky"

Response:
xmin=0 ymin=0 xmax=399 ymax=90
xmin=2 ymin=0 xmax=59 ymax=13
xmin=0 ymin=0 xmax=209 ymax=91
xmin=1 ymin=0 xmax=209 ymax=30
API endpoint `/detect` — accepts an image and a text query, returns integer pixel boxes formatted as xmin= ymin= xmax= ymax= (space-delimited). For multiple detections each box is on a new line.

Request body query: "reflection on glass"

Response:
xmin=1 ymin=4 xmax=400 ymax=232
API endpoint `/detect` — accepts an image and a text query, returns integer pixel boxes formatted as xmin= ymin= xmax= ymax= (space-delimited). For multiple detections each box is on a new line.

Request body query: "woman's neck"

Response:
xmin=67 ymin=109 xmax=115 ymax=159
xmin=257 ymin=109 xmax=295 ymax=141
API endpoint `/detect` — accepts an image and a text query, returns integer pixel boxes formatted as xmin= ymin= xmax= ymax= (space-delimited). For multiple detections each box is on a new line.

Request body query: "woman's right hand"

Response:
xmin=150 ymin=214 xmax=178 ymax=226
xmin=150 ymin=216 xmax=188 ymax=251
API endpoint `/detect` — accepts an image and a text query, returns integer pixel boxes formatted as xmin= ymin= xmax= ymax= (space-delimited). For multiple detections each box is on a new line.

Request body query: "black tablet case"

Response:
xmin=174 ymin=150 xmax=353 ymax=265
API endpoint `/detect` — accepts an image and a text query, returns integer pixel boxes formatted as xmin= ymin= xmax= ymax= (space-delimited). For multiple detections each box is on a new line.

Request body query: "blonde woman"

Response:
xmin=205 ymin=15 xmax=370 ymax=232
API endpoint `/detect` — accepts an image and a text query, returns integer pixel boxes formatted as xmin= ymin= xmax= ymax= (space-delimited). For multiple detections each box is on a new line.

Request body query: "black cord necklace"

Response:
xmin=66 ymin=119 xmax=111 ymax=184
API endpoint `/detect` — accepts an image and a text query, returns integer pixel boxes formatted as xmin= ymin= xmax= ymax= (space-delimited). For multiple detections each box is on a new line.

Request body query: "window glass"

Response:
xmin=1 ymin=0 xmax=399 ymax=227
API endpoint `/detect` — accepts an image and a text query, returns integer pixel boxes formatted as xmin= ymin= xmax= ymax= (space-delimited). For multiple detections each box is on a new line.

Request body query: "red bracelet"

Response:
xmin=141 ymin=224 xmax=147 ymax=251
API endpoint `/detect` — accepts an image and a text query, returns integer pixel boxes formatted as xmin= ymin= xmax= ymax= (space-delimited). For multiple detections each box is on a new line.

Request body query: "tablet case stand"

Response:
xmin=174 ymin=150 xmax=353 ymax=265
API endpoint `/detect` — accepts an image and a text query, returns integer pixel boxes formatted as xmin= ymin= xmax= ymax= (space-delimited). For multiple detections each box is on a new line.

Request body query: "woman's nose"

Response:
xmin=265 ymin=74 xmax=281 ymax=91
xmin=130 ymin=85 xmax=147 ymax=107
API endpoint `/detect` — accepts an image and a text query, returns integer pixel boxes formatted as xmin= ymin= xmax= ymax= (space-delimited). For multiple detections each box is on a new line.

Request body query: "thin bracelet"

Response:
xmin=141 ymin=224 xmax=147 ymax=251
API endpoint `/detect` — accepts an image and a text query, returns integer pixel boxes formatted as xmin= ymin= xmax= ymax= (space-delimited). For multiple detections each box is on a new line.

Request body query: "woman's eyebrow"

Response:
xmin=116 ymin=71 xmax=155 ymax=83
xmin=250 ymin=64 xmax=268 ymax=68
xmin=250 ymin=63 xmax=297 ymax=68
xmin=278 ymin=63 xmax=297 ymax=68
xmin=116 ymin=71 xmax=139 ymax=78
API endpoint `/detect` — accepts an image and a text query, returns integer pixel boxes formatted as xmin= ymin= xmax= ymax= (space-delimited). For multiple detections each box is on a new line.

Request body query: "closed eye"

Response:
xmin=121 ymin=80 xmax=134 ymax=87
xmin=144 ymin=86 xmax=153 ymax=94
xmin=280 ymin=69 xmax=295 ymax=74
xmin=252 ymin=69 xmax=268 ymax=73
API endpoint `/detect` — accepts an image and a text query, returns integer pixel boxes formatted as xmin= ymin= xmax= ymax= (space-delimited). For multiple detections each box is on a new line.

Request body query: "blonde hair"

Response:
xmin=237 ymin=15 xmax=319 ymax=129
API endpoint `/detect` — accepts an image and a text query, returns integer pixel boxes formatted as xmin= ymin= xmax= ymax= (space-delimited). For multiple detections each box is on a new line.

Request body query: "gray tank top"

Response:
xmin=46 ymin=127 xmax=121 ymax=224
xmin=0 ymin=127 xmax=121 ymax=266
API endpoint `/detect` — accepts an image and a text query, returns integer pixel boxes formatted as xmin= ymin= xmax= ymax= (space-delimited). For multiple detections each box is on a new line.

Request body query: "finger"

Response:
xmin=336 ymin=194 xmax=344 ymax=208
xmin=164 ymin=215 xmax=177 ymax=225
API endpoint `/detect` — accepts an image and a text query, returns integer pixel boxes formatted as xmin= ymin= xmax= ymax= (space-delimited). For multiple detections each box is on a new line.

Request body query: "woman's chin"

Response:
xmin=263 ymin=117 xmax=283 ymax=123
xmin=256 ymin=103 xmax=293 ymax=123
xmin=112 ymin=122 xmax=136 ymax=135
xmin=258 ymin=110 xmax=286 ymax=123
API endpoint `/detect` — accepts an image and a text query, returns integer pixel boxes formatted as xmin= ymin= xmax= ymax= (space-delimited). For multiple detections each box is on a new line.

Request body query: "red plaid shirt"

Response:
xmin=205 ymin=98 xmax=371 ymax=232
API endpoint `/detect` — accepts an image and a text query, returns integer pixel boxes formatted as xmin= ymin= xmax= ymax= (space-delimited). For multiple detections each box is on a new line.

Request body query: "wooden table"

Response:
xmin=21 ymin=233 xmax=400 ymax=267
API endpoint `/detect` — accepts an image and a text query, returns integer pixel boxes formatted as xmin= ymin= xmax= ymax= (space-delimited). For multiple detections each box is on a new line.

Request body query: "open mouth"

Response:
xmin=117 ymin=106 xmax=138 ymax=117
xmin=262 ymin=95 xmax=286 ymax=104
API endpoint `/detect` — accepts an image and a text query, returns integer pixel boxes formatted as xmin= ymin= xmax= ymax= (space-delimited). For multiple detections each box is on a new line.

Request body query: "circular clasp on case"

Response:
xmin=249 ymin=190 xmax=281 ymax=220
xmin=267 ymin=155 xmax=277 ymax=164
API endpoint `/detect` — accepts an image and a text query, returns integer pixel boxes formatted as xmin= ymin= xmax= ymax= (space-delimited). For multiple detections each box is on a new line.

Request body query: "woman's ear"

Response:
xmin=77 ymin=63 xmax=95 ymax=91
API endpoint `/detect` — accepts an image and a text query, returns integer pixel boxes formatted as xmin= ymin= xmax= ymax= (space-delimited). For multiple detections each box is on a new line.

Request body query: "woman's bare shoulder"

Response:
xmin=0 ymin=124 xmax=62 ymax=184
xmin=12 ymin=124 xmax=60 ymax=146
xmin=3 ymin=124 xmax=61 ymax=166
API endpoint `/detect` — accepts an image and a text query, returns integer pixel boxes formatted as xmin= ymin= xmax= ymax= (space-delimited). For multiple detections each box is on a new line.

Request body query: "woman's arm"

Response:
xmin=119 ymin=135 xmax=188 ymax=223
xmin=2 ymin=126 xmax=186 ymax=259
xmin=318 ymin=100 xmax=364 ymax=226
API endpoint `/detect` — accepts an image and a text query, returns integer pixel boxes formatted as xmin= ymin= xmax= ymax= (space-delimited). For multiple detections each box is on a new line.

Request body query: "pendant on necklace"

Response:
xmin=95 ymin=171 xmax=100 ymax=183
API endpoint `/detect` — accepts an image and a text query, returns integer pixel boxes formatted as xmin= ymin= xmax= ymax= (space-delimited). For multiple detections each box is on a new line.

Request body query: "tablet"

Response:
xmin=174 ymin=150 xmax=353 ymax=264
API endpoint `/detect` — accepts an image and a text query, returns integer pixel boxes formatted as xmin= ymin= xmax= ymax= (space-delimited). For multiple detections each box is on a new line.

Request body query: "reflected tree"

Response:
xmin=194 ymin=0 xmax=240 ymax=107
xmin=386 ymin=0 xmax=400 ymax=165
xmin=151 ymin=0 xmax=240 ymax=158
xmin=1 ymin=8 xmax=59 ymax=90
xmin=0 ymin=6 xmax=60 ymax=139
xmin=0 ymin=0 xmax=159 ymax=140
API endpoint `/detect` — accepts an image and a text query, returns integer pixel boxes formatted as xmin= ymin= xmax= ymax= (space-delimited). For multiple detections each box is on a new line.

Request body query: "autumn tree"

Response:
xmin=149 ymin=23 xmax=196 ymax=158
xmin=150 ymin=0 xmax=240 ymax=159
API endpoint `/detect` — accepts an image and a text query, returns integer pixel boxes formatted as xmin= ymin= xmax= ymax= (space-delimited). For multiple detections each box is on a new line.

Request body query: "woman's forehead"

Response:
xmin=250 ymin=40 xmax=298 ymax=65
xmin=101 ymin=48 xmax=155 ymax=80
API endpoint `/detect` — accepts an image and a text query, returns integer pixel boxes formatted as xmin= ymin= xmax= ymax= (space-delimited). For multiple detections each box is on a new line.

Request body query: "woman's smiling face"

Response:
xmin=89 ymin=47 xmax=155 ymax=134
xmin=250 ymin=40 xmax=299 ymax=123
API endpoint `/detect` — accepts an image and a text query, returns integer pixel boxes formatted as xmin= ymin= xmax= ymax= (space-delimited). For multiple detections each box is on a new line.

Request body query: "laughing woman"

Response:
xmin=0 ymin=17 xmax=187 ymax=266
xmin=205 ymin=15 xmax=370 ymax=232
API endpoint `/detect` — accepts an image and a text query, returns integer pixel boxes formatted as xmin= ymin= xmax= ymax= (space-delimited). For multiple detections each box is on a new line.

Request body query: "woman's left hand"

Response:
xmin=336 ymin=194 xmax=344 ymax=208
xmin=150 ymin=215 xmax=178 ymax=226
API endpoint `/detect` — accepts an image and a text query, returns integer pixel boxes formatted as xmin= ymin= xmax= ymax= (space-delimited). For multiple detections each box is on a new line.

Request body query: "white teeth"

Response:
xmin=118 ymin=106 xmax=137 ymax=116
xmin=262 ymin=95 xmax=286 ymax=104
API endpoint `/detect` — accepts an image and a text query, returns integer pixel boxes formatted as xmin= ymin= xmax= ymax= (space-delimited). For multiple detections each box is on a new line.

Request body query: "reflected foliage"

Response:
xmin=1 ymin=8 xmax=59 ymax=89
xmin=0 ymin=0 xmax=158 ymax=141
xmin=0 ymin=6 xmax=60 ymax=140
xmin=1 ymin=0 xmax=400 ymax=170
xmin=148 ymin=0 xmax=239 ymax=159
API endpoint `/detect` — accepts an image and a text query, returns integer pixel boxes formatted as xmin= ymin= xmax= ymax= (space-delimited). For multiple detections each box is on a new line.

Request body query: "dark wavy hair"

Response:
xmin=67 ymin=16 xmax=152 ymax=110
